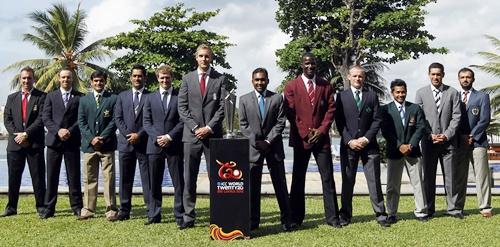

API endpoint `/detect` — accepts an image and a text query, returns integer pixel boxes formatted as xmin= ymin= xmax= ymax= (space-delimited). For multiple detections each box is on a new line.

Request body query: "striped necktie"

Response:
xmin=354 ymin=90 xmax=361 ymax=109
xmin=433 ymin=89 xmax=441 ymax=112
xmin=307 ymin=80 xmax=315 ymax=106
xmin=462 ymin=91 xmax=469 ymax=105
xmin=399 ymin=105 xmax=405 ymax=127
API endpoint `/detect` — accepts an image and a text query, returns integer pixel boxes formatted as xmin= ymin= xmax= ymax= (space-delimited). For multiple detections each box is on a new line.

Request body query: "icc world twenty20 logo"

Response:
xmin=216 ymin=160 xmax=243 ymax=180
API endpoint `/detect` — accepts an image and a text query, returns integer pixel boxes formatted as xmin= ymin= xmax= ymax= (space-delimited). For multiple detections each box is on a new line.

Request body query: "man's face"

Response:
xmin=91 ymin=76 xmax=106 ymax=93
xmin=59 ymin=70 xmax=73 ymax=90
xmin=252 ymin=72 xmax=269 ymax=93
xmin=347 ymin=68 xmax=365 ymax=89
xmin=391 ymin=85 xmax=407 ymax=104
xmin=301 ymin=56 xmax=317 ymax=79
xmin=196 ymin=48 xmax=212 ymax=71
xmin=458 ymin=71 xmax=474 ymax=90
xmin=130 ymin=69 xmax=145 ymax=90
xmin=19 ymin=70 xmax=34 ymax=92
xmin=157 ymin=72 xmax=172 ymax=90
xmin=428 ymin=68 xmax=444 ymax=87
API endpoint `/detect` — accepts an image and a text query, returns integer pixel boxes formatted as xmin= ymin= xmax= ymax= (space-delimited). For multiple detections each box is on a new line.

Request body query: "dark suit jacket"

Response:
xmin=458 ymin=88 xmax=490 ymax=148
xmin=178 ymin=68 xmax=225 ymax=143
xmin=77 ymin=91 xmax=117 ymax=153
xmin=239 ymin=90 xmax=285 ymax=163
xmin=143 ymin=89 xmax=184 ymax=155
xmin=380 ymin=101 xmax=427 ymax=159
xmin=284 ymin=76 xmax=335 ymax=149
xmin=4 ymin=89 xmax=46 ymax=151
xmin=114 ymin=89 xmax=149 ymax=153
xmin=336 ymin=88 xmax=381 ymax=154
xmin=42 ymin=89 xmax=84 ymax=149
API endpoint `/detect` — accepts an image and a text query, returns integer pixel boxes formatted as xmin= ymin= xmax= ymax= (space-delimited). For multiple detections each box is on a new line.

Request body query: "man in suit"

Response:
xmin=77 ymin=70 xmax=118 ymax=221
xmin=284 ymin=53 xmax=341 ymax=228
xmin=380 ymin=79 xmax=429 ymax=223
xmin=40 ymin=69 xmax=84 ymax=219
xmin=114 ymin=64 xmax=151 ymax=221
xmin=415 ymin=62 xmax=462 ymax=218
xmin=455 ymin=68 xmax=492 ymax=218
xmin=143 ymin=65 xmax=185 ymax=226
xmin=240 ymin=68 xmax=294 ymax=231
xmin=336 ymin=65 xmax=389 ymax=227
xmin=2 ymin=66 xmax=46 ymax=217
xmin=178 ymin=44 xmax=225 ymax=229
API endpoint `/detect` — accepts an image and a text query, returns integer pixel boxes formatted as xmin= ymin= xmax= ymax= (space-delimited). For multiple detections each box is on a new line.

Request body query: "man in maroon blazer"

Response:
xmin=284 ymin=52 xmax=341 ymax=228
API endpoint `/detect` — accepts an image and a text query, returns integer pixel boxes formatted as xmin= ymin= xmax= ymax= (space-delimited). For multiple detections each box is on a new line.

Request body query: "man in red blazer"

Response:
xmin=284 ymin=53 xmax=341 ymax=228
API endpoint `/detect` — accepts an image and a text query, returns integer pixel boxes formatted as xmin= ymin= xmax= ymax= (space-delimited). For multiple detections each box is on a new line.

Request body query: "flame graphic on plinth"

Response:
xmin=209 ymin=224 xmax=249 ymax=241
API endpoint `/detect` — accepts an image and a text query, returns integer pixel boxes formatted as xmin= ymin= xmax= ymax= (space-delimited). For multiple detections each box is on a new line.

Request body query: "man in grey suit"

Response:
xmin=415 ymin=62 xmax=462 ymax=218
xmin=178 ymin=44 xmax=225 ymax=229
xmin=239 ymin=68 xmax=294 ymax=231
xmin=380 ymin=79 xmax=429 ymax=223
xmin=455 ymin=67 xmax=492 ymax=218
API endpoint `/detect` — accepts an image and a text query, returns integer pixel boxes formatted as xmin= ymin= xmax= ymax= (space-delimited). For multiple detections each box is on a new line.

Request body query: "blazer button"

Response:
xmin=95 ymin=121 xmax=99 ymax=125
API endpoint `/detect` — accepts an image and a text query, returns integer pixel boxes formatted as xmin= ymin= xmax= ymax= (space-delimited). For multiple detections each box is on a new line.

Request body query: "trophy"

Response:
xmin=224 ymin=89 xmax=237 ymax=138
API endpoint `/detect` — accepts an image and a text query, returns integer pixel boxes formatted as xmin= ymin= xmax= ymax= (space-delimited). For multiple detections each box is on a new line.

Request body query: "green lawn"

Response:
xmin=0 ymin=195 xmax=498 ymax=246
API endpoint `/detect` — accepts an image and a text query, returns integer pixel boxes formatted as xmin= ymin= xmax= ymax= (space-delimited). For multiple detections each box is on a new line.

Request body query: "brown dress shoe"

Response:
xmin=481 ymin=211 xmax=493 ymax=218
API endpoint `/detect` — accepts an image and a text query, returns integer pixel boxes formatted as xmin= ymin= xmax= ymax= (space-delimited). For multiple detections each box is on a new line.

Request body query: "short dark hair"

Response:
xmin=428 ymin=62 xmax=444 ymax=73
xmin=20 ymin=66 xmax=35 ymax=76
xmin=390 ymin=79 xmax=407 ymax=91
xmin=252 ymin=67 xmax=268 ymax=79
xmin=301 ymin=52 xmax=315 ymax=61
xmin=130 ymin=64 xmax=146 ymax=77
xmin=458 ymin=67 xmax=475 ymax=78
xmin=90 ymin=70 xmax=107 ymax=80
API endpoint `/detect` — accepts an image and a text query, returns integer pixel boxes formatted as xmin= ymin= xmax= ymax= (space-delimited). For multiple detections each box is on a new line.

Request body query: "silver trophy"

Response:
xmin=224 ymin=89 xmax=237 ymax=138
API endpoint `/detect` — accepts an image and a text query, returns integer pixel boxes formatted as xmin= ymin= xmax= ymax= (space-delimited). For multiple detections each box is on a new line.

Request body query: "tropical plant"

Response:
xmin=3 ymin=3 xmax=112 ymax=92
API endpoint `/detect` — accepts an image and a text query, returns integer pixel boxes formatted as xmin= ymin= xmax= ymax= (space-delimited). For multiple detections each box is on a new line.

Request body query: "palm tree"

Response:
xmin=3 ymin=3 xmax=112 ymax=92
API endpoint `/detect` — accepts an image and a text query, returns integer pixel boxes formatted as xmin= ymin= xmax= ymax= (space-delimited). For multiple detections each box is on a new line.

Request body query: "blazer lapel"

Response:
xmin=14 ymin=93 xmax=23 ymax=127
xmin=95 ymin=92 xmax=107 ymax=117
xmin=466 ymin=89 xmax=476 ymax=111
xmin=388 ymin=102 xmax=404 ymax=139
xmin=135 ymin=89 xmax=148 ymax=120
xmin=311 ymin=84 xmax=322 ymax=115
xmin=25 ymin=90 xmax=38 ymax=123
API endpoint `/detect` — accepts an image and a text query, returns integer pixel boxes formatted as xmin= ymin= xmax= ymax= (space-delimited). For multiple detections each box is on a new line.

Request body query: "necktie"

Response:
xmin=258 ymin=93 xmax=265 ymax=120
xmin=354 ymin=90 xmax=361 ymax=109
xmin=133 ymin=91 xmax=140 ymax=116
xmin=399 ymin=105 xmax=406 ymax=127
xmin=96 ymin=94 xmax=101 ymax=108
xmin=433 ymin=89 xmax=441 ymax=112
xmin=162 ymin=91 xmax=169 ymax=113
xmin=307 ymin=80 xmax=315 ymax=105
xmin=462 ymin=91 xmax=469 ymax=105
xmin=200 ymin=72 xmax=206 ymax=97
xmin=22 ymin=91 xmax=29 ymax=124
xmin=63 ymin=92 xmax=69 ymax=108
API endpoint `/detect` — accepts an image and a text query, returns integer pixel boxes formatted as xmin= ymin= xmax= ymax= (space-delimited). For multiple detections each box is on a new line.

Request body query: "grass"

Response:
xmin=0 ymin=195 xmax=498 ymax=246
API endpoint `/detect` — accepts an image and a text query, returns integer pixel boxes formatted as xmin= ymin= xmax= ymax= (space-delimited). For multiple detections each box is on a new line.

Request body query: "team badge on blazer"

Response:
xmin=365 ymin=107 xmax=371 ymax=113
xmin=104 ymin=109 xmax=111 ymax=118
xmin=408 ymin=115 xmax=416 ymax=126
xmin=471 ymin=107 xmax=480 ymax=115
xmin=33 ymin=105 xmax=38 ymax=112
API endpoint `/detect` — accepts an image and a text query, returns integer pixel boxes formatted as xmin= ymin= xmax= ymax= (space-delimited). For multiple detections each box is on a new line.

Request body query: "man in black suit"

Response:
xmin=335 ymin=65 xmax=389 ymax=227
xmin=2 ymin=66 xmax=46 ymax=217
xmin=114 ymin=64 xmax=151 ymax=221
xmin=143 ymin=65 xmax=184 ymax=226
xmin=239 ymin=68 xmax=294 ymax=231
xmin=40 ymin=69 xmax=84 ymax=219
xmin=178 ymin=44 xmax=226 ymax=229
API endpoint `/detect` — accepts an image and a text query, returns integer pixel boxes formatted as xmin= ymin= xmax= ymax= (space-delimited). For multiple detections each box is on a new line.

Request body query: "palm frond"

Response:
xmin=77 ymin=48 xmax=113 ymax=63
xmin=3 ymin=59 xmax=52 ymax=73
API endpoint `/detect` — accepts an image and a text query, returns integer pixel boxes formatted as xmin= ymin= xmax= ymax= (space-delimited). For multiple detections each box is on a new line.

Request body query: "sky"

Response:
xmin=0 ymin=0 xmax=498 ymax=105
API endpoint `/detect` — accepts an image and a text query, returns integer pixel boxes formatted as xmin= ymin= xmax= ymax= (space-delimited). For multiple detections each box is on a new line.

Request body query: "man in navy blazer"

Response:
xmin=336 ymin=65 xmax=389 ymax=227
xmin=2 ymin=66 xmax=46 ymax=217
xmin=40 ymin=69 xmax=84 ymax=219
xmin=455 ymin=68 xmax=492 ymax=218
xmin=114 ymin=64 xmax=151 ymax=221
xmin=178 ymin=44 xmax=225 ymax=229
xmin=143 ymin=65 xmax=184 ymax=226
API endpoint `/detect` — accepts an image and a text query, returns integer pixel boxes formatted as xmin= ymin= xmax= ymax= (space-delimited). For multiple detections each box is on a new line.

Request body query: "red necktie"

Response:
xmin=462 ymin=91 xmax=469 ymax=105
xmin=200 ymin=72 xmax=206 ymax=96
xmin=22 ymin=91 xmax=29 ymax=123
xmin=307 ymin=80 xmax=315 ymax=105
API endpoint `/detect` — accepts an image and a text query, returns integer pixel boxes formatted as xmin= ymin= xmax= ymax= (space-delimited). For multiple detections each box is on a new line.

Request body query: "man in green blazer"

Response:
xmin=77 ymin=70 xmax=118 ymax=221
xmin=380 ymin=79 xmax=429 ymax=223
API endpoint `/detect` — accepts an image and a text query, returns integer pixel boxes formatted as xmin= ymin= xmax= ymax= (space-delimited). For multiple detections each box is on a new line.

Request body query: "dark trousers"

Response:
xmin=290 ymin=146 xmax=339 ymax=225
xmin=148 ymin=152 xmax=184 ymax=223
xmin=44 ymin=147 xmax=82 ymax=214
xmin=340 ymin=149 xmax=387 ymax=221
xmin=6 ymin=149 xmax=46 ymax=212
xmin=250 ymin=158 xmax=292 ymax=228
xmin=119 ymin=151 xmax=150 ymax=215
xmin=182 ymin=141 xmax=210 ymax=223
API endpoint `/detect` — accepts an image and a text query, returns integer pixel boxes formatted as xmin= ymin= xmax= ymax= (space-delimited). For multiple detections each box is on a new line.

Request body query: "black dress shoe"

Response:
xmin=40 ymin=211 xmax=55 ymax=219
xmin=416 ymin=216 xmax=430 ymax=222
xmin=73 ymin=208 xmax=82 ymax=217
xmin=0 ymin=209 xmax=17 ymax=217
xmin=339 ymin=217 xmax=351 ymax=227
xmin=117 ymin=212 xmax=130 ymax=221
xmin=328 ymin=220 xmax=342 ymax=229
xmin=179 ymin=221 xmax=194 ymax=230
xmin=377 ymin=219 xmax=391 ymax=227
xmin=282 ymin=223 xmax=298 ymax=232
xmin=144 ymin=218 xmax=161 ymax=225
xmin=386 ymin=215 xmax=397 ymax=224
xmin=449 ymin=212 xmax=465 ymax=219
